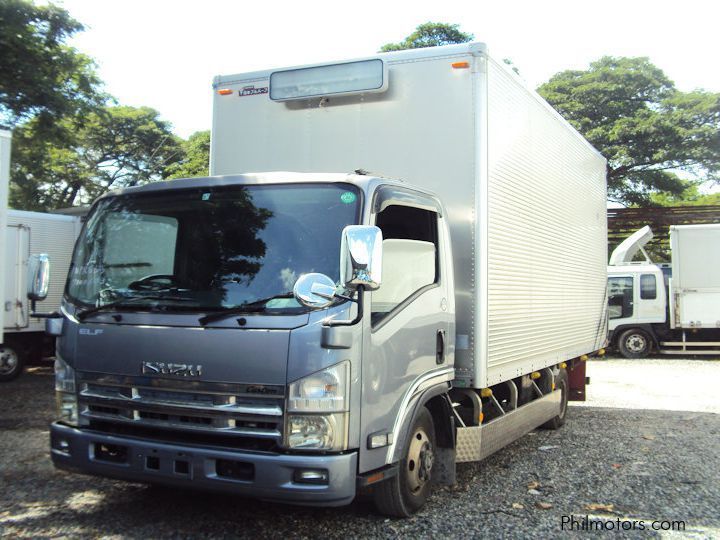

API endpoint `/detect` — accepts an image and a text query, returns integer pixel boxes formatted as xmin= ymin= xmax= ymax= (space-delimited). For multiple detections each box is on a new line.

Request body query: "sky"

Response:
xmin=57 ymin=0 xmax=720 ymax=139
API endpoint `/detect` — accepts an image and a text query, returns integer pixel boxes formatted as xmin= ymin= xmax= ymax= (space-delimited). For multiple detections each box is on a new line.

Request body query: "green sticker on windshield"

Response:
xmin=340 ymin=191 xmax=356 ymax=204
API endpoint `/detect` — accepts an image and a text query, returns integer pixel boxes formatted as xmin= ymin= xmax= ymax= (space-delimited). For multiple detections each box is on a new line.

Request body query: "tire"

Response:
xmin=617 ymin=328 xmax=652 ymax=359
xmin=374 ymin=407 xmax=436 ymax=517
xmin=541 ymin=369 xmax=568 ymax=430
xmin=0 ymin=343 xmax=26 ymax=382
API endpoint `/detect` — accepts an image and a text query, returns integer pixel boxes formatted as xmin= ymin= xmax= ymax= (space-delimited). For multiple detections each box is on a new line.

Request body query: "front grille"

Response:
xmin=77 ymin=372 xmax=285 ymax=447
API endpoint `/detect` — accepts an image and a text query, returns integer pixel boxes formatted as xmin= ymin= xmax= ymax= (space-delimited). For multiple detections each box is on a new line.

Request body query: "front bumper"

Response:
xmin=50 ymin=423 xmax=357 ymax=506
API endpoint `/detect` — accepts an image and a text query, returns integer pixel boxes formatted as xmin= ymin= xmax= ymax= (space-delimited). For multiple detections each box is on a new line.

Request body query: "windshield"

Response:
xmin=66 ymin=183 xmax=361 ymax=313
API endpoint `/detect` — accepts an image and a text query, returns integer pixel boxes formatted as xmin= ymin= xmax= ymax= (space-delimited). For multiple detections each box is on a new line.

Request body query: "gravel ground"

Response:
xmin=1 ymin=358 xmax=719 ymax=539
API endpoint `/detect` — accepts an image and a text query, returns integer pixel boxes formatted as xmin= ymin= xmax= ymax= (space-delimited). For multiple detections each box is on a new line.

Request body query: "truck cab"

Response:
xmin=607 ymin=225 xmax=668 ymax=358
xmin=607 ymin=264 xmax=666 ymax=357
xmin=50 ymin=172 xmax=456 ymax=511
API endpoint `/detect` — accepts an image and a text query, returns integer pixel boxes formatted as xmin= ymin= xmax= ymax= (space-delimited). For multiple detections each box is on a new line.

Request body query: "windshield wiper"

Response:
xmin=76 ymin=293 xmax=194 ymax=321
xmin=198 ymin=293 xmax=294 ymax=325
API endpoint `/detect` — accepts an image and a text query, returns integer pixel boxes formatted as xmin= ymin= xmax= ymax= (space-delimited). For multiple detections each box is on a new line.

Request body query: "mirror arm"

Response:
xmin=333 ymin=292 xmax=356 ymax=303
xmin=327 ymin=285 xmax=364 ymax=327
xmin=29 ymin=299 xmax=62 ymax=319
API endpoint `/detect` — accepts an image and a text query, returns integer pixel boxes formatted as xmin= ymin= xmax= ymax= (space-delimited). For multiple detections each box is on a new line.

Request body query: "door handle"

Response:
xmin=436 ymin=329 xmax=446 ymax=365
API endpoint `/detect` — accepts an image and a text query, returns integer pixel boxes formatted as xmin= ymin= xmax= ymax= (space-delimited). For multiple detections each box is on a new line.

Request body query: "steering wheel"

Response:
xmin=127 ymin=274 xmax=179 ymax=291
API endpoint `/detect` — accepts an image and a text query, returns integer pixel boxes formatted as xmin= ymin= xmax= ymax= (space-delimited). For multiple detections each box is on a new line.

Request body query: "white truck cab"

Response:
xmin=608 ymin=263 xmax=666 ymax=357
xmin=608 ymin=226 xmax=666 ymax=357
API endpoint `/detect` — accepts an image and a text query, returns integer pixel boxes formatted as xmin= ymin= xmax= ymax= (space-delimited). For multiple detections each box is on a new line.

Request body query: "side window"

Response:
xmin=640 ymin=274 xmax=657 ymax=300
xmin=608 ymin=276 xmax=634 ymax=319
xmin=371 ymin=205 xmax=439 ymax=326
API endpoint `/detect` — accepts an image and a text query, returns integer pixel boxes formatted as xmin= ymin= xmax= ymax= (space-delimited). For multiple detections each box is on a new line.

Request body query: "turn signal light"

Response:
xmin=217 ymin=89 xmax=233 ymax=96
xmin=366 ymin=471 xmax=385 ymax=485
xmin=452 ymin=61 xmax=470 ymax=69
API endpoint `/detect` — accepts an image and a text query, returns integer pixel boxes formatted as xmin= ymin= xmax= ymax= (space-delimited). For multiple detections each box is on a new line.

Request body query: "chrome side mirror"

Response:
xmin=27 ymin=253 xmax=50 ymax=301
xmin=293 ymin=273 xmax=336 ymax=309
xmin=340 ymin=225 xmax=382 ymax=291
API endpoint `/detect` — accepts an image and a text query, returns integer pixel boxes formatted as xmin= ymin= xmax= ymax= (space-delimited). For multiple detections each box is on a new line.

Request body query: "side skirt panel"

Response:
xmin=455 ymin=390 xmax=561 ymax=463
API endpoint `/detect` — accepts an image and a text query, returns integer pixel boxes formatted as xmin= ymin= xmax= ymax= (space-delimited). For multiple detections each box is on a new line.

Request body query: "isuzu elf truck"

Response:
xmin=47 ymin=43 xmax=608 ymax=516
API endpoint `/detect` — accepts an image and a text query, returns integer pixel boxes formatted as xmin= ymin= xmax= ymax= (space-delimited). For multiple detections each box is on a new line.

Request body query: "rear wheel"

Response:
xmin=0 ymin=343 xmax=25 ymax=382
xmin=617 ymin=328 xmax=652 ymax=359
xmin=374 ymin=407 xmax=436 ymax=517
xmin=541 ymin=369 xmax=568 ymax=430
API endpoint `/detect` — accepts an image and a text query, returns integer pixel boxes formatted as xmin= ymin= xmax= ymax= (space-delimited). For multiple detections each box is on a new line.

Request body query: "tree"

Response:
xmin=0 ymin=0 xmax=104 ymax=127
xmin=650 ymin=184 xmax=720 ymax=206
xmin=165 ymin=130 xmax=210 ymax=179
xmin=379 ymin=22 xmax=473 ymax=52
xmin=537 ymin=57 xmax=720 ymax=206
xmin=10 ymin=105 xmax=183 ymax=210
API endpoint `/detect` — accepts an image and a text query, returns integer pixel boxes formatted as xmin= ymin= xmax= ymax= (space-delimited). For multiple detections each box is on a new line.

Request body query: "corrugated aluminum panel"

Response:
xmin=5 ymin=211 xmax=81 ymax=333
xmin=483 ymin=58 xmax=607 ymax=386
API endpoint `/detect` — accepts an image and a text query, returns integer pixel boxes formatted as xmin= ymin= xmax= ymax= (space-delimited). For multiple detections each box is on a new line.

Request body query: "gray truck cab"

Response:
xmin=50 ymin=172 xmax=455 ymax=509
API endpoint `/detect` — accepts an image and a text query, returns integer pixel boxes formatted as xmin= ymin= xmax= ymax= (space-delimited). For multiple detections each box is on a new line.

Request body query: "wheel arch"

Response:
xmin=389 ymin=383 xmax=454 ymax=465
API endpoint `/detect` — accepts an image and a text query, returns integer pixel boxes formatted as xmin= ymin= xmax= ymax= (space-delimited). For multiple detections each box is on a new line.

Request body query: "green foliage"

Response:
xmin=0 ymin=0 xmax=104 ymax=127
xmin=165 ymin=130 xmax=210 ymax=179
xmin=10 ymin=106 xmax=183 ymax=210
xmin=538 ymin=57 xmax=720 ymax=206
xmin=649 ymin=183 xmax=720 ymax=206
xmin=380 ymin=22 xmax=473 ymax=52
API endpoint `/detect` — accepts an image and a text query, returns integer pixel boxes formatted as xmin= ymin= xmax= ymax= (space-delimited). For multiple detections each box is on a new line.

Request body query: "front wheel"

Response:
xmin=617 ymin=328 xmax=652 ymax=359
xmin=0 ymin=343 xmax=25 ymax=382
xmin=374 ymin=407 xmax=436 ymax=517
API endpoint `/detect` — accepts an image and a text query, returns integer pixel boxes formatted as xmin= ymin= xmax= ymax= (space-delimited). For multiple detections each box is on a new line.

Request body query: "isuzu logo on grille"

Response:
xmin=141 ymin=362 xmax=202 ymax=377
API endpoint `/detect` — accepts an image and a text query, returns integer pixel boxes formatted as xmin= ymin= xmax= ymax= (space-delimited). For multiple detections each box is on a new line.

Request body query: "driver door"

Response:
xmin=359 ymin=188 xmax=452 ymax=473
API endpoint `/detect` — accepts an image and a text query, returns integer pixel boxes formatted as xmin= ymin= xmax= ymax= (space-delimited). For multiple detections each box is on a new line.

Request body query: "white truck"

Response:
xmin=0 ymin=129 xmax=11 ymax=379
xmin=2 ymin=209 xmax=82 ymax=380
xmin=608 ymin=224 xmax=720 ymax=358
xmin=50 ymin=43 xmax=607 ymax=516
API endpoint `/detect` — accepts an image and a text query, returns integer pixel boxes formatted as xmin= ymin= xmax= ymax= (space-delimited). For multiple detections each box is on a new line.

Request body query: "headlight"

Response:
xmin=287 ymin=413 xmax=347 ymax=451
xmin=288 ymin=361 xmax=349 ymax=413
xmin=55 ymin=356 xmax=78 ymax=426
xmin=286 ymin=362 xmax=350 ymax=450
